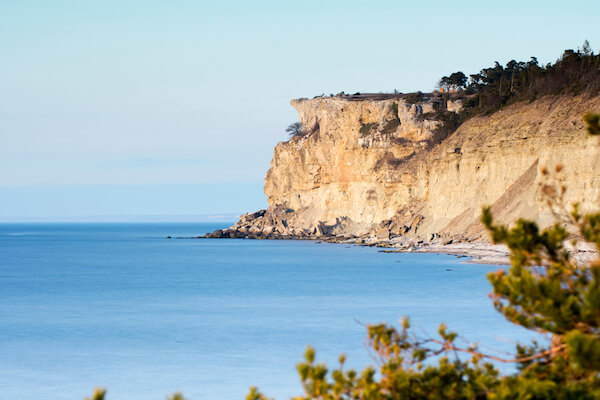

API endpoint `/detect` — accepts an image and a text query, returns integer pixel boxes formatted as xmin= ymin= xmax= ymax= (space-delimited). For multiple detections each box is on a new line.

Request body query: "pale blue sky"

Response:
xmin=1 ymin=0 xmax=598 ymax=220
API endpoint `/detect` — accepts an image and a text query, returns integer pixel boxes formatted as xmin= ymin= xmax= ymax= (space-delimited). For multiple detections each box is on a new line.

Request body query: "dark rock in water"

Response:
xmin=446 ymin=268 xmax=452 ymax=271
xmin=166 ymin=236 xmax=172 ymax=239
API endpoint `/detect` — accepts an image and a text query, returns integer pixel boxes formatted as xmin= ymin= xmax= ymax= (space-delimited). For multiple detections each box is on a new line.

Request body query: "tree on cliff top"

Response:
xmin=455 ymin=42 xmax=600 ymax=116
xmin=439 ymin=71 xmax=468 ymax=92
xmin=244 ymin=113 xmax=600 ymax=399
xmin=429 ymin=44 xmax=600 ymax=143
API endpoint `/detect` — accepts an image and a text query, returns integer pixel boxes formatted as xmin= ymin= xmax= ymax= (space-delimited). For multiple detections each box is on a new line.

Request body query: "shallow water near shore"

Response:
xmin=0 ymin=223 xmax=535 ymax=400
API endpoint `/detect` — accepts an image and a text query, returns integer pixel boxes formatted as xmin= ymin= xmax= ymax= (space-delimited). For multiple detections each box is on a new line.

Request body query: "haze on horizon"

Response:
xmin=1 ymin=0 xmax=598 ymax=221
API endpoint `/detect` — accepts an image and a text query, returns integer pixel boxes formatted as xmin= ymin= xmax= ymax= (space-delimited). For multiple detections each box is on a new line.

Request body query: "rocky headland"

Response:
xmin=204 ymin=92 xmax=600 ymax=262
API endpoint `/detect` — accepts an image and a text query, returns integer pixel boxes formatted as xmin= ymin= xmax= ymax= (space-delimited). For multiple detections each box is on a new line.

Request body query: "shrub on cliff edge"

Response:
xmin=286 ymin=122 xmax=304 ymax=138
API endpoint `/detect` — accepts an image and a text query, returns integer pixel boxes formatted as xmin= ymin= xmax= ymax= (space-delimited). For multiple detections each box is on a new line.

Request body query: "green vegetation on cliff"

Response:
xmin=432 ymin=41 xmax=600 ymax=139
xmin=462 ymin=41 xmax=599 ymax=113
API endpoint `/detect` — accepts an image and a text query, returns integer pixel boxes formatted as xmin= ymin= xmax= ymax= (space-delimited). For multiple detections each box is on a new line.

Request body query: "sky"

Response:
xmin=1 ymin=0 xmax=599 ymax=221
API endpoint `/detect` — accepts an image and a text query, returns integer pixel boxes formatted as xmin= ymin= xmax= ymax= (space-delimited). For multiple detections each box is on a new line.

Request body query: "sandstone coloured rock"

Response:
xmin=210 ymin=93 xmax=600 ymax=242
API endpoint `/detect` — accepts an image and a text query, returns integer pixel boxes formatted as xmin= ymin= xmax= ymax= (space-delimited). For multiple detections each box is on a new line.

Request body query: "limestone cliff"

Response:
xmin=209 ymin=93 xmax=600 ymax=241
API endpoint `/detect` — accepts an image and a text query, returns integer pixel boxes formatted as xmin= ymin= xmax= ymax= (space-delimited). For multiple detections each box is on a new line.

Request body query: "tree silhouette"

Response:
xmin=583 ymin=39 xmax=593 ymax=56
xmin=286 ymin=122 xmax=304 ymax=137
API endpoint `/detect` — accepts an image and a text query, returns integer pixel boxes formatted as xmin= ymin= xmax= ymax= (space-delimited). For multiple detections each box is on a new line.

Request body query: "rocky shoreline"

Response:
xmin=199 ymin=209 xmax=598 ymax=266
xmin=201 ymin=206 xmax=456 ymax=242
xmin=201 ymin=226 xmax=510 ymax=265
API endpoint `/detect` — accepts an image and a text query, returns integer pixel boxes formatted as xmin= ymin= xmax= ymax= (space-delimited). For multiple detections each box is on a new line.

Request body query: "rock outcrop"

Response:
xmin=206 ymin=93 xmax=600 ymax=242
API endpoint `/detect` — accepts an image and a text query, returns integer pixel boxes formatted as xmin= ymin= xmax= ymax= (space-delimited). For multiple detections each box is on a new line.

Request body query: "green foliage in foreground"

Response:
xmin=87 ymin=114 xmax=600 ymax=399
xmin=85 ymin=388 xmax=106 ymax=400
xmin=245 ymin=114 xmax=600 ymax=399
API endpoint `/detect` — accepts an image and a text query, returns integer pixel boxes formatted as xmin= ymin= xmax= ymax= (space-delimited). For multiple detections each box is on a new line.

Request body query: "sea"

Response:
xmin=0 ymin=222 xmax=535 ymax=400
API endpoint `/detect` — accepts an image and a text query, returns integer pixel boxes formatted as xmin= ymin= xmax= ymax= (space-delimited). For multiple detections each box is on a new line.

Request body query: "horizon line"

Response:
xmin=0 ymin=213 xmax=242 ymax=223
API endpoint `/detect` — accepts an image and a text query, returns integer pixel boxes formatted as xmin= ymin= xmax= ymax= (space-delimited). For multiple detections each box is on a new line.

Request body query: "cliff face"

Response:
xmin=213 ymin=94 xmax=600 ymax=241
xmin=417 ymin=95 xmax=600 ymax=238
xmin=264 ymin=97 xmax=443 ymax=236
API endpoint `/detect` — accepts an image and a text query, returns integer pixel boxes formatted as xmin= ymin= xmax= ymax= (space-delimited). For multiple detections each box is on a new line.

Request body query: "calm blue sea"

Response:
xmin=0 ymin=223 xmax=534 ymax=400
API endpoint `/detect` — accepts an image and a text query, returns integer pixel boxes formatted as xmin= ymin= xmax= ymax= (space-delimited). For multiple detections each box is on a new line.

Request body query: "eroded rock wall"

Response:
xmin=416 ymin=95 xmax=600 ymax=238
xmin=212 ymin=94 xmax=600 ymax=241
xmin=263 ymin=97 xmax=442 ymax=236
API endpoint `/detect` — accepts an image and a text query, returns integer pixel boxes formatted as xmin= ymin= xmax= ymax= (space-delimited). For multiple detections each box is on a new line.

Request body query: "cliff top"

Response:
xmin=294 ymin=91 xmax=462 ymax=103
xmin=294 ymin=47 xmax=600 ymax=122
